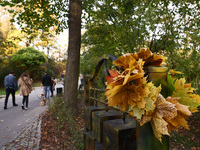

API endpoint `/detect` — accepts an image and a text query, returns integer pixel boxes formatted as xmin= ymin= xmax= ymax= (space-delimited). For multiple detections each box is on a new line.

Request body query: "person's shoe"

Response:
xmin=24 ymin=107 xmax=29 ymax=110
xmin=21 ymin=105 xmax=24 ymax=110
xmin=13 ymin=104 xmax=18 ymax=106
xmin=4 ymin=107 xmax=7 ymax=109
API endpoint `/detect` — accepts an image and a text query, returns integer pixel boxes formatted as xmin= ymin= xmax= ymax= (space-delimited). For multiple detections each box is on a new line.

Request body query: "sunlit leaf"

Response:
xmin=172 ymin=78 xmax=200 ymax=112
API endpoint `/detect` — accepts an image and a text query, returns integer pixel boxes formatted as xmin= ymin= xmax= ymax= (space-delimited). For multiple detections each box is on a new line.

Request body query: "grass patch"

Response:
xmin=0 ymin=88 xmax=20 ymax=95
xmin=32 ymin=82 xmax=42 ymax=87
xmin=0 ymin=88 xmax=5 ymax=95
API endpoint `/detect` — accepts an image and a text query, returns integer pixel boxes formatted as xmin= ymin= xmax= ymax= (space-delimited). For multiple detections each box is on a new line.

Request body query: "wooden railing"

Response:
xmin=83 ymin=54 xmax=169 ymax=150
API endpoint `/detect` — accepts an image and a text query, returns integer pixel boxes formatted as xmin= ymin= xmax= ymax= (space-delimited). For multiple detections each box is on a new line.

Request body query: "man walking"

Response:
xmin=4 ymin=71 xmax=18 ymax=109
xmin=42 ymin=71 xmax=52 ymax=100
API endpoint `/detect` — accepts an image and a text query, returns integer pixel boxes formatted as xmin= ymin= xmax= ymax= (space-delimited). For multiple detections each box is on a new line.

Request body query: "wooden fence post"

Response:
xmin=136 ymin=67 xmax=169 ymax=150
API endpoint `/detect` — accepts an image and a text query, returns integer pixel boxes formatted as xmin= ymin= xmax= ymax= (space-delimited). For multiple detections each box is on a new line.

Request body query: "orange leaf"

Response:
xmin=106 ymin=69 xmax=119 ymax=85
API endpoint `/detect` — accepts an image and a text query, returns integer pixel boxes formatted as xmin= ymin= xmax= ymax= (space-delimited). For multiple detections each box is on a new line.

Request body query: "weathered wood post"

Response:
xmin=84 ymin=75 xmax=93 ymax=106
xmin=103 ymin=117 xmax=137 ymax=150
xmin=136 ymin=67 xmax=169 ymax=150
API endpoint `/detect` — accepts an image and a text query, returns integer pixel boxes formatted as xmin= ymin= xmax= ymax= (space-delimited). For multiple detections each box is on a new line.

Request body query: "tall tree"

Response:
xmin=64 ymin=0 xmax=81 ymax=104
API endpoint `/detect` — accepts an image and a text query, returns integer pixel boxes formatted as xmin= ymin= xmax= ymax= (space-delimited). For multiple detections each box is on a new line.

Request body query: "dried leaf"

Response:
xmin=105 ymin=78 xmax=149 ymax=111
xmin=114 ymin=53 xmax=136 ymax=70
xmin=169 ymin=69 xmax=184 ymax=75
xmin=151 ymin=113 xmax=170 ymax=142
xmin=150 ymin=94 xmax=177 ymax=142
xmin=166 ymin=96 xmax=192 ymax=133
xmin=137 ymin=48 xmax=152 ymax=61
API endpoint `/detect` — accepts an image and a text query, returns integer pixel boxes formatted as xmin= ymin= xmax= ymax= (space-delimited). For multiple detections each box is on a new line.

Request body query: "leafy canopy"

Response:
xmin=0 ymin=0 xmax=69 ymax=34
xmin=11 ymin=47 xmax=47 ymax=71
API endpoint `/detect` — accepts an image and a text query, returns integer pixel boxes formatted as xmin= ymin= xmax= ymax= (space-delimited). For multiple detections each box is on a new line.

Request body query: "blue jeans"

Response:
xmin=44 ymin=86 xmax=51 ymax=99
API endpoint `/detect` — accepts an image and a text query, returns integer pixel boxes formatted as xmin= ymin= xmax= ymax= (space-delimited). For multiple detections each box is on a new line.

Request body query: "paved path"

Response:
xmin=0 ymin=83 xmax=64 ymax=149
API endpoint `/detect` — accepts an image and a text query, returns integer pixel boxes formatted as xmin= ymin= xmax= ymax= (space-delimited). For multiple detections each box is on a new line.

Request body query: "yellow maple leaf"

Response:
xmin=132 ymin=48 xmax=166 ymax=67
xmin=106 ymin=76 xmax=124 ymax=90
xmin=123 ymin=70 xmax=144 ymax=85
xmin=155 ymin=94 xmax=177 ymax=120
xmin=136 ymin=83 xmax=161 ymax=125
xmin=114 ymin=54 xmax=136 ymax=70
xmin=151 ymin=113 xmax=170 ymax=142
xmin=106 ymin=83 xmax=146 ymax=111
xmin=169 ymin=69 xmax=184 ymax=75
xmin=105 ymin=76 xmax=150 ymax=112
xmin=137 ymin=111 xmax=153 ymax=126
xmin=166 ymin=97 xmax=192 ymax=117
xmin=106 ymin=84 xmax=137 ymax=111
xmin=129 ymin=106 xmax=145 ymax=120
xmin=145 ymin=82 xmax=161 ymax=111
xmin=150 ymin=95 xmax=192 ymax=142
xmin=129 ymin=81 xmax=161 ymax=122
xmin=166 ymin=96 xmax=192 ymax=133
xmin=137 ymin=48 xmax=152 ymax=61
xmin=172 ymin=78 xmax=200 ymax=112
xmin=150 ymin=94 xmax=177 ymax=142
xmin=150 ymin=54 xmax=166 ymax=66
xmin=114 ymin=48 xmax=166 ymax=71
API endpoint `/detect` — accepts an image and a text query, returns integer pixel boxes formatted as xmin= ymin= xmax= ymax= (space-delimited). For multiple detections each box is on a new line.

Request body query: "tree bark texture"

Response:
xmin=64 ymin=0 xmax=81 ymax=104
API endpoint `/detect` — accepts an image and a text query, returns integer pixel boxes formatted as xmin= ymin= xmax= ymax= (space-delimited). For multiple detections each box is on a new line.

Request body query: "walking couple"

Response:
xmin=4 ymin=71 xmax=32 ymax=110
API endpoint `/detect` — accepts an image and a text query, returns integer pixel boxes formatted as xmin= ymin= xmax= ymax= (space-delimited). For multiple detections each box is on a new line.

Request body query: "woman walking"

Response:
xmin=18 ymin=72 xmax=32 ymax=110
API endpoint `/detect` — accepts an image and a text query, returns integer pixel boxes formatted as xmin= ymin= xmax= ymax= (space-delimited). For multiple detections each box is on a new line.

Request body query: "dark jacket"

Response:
xmin=4 ymin=74 xmax=18 ymax=90
xmin=42 ymin=74 xmax=52 ymax=86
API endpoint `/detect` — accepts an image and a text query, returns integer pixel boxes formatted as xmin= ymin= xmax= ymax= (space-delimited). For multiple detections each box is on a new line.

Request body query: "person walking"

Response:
xmin=18 ymin=72 xmax=33 ymax=110
xmin=50 ymin=77 xmax=56 ymax=97
xmin=42 ymin=71 xmax=52 ymax=100
xmin=4 ymin=71 xmax=19 ymax=109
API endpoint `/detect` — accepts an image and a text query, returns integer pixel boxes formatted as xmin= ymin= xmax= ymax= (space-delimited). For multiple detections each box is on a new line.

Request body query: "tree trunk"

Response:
xmin=64 ymin=0 xmax=82 ymax=104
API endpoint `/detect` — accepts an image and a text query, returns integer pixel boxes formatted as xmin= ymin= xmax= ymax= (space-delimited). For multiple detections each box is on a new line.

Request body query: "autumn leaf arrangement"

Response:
xmin=105 ymin=48 xmax=200 ymax=142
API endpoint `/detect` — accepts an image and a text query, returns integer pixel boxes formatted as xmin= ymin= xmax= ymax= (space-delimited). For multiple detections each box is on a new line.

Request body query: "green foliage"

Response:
xmin=81 ymin=0 xmax=200 ymax=90
xmin=43 ymin=57 xmax=65 ymax=78
xmin=48 ymin=96 xmax=84 ymax=149
xmin=11 ymin=47 xmax=47 ymax=72
xmin=169 ymin=49 xmax=200 ymax=90
xmin=1 ymin=0 xmax=69 ymax=34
